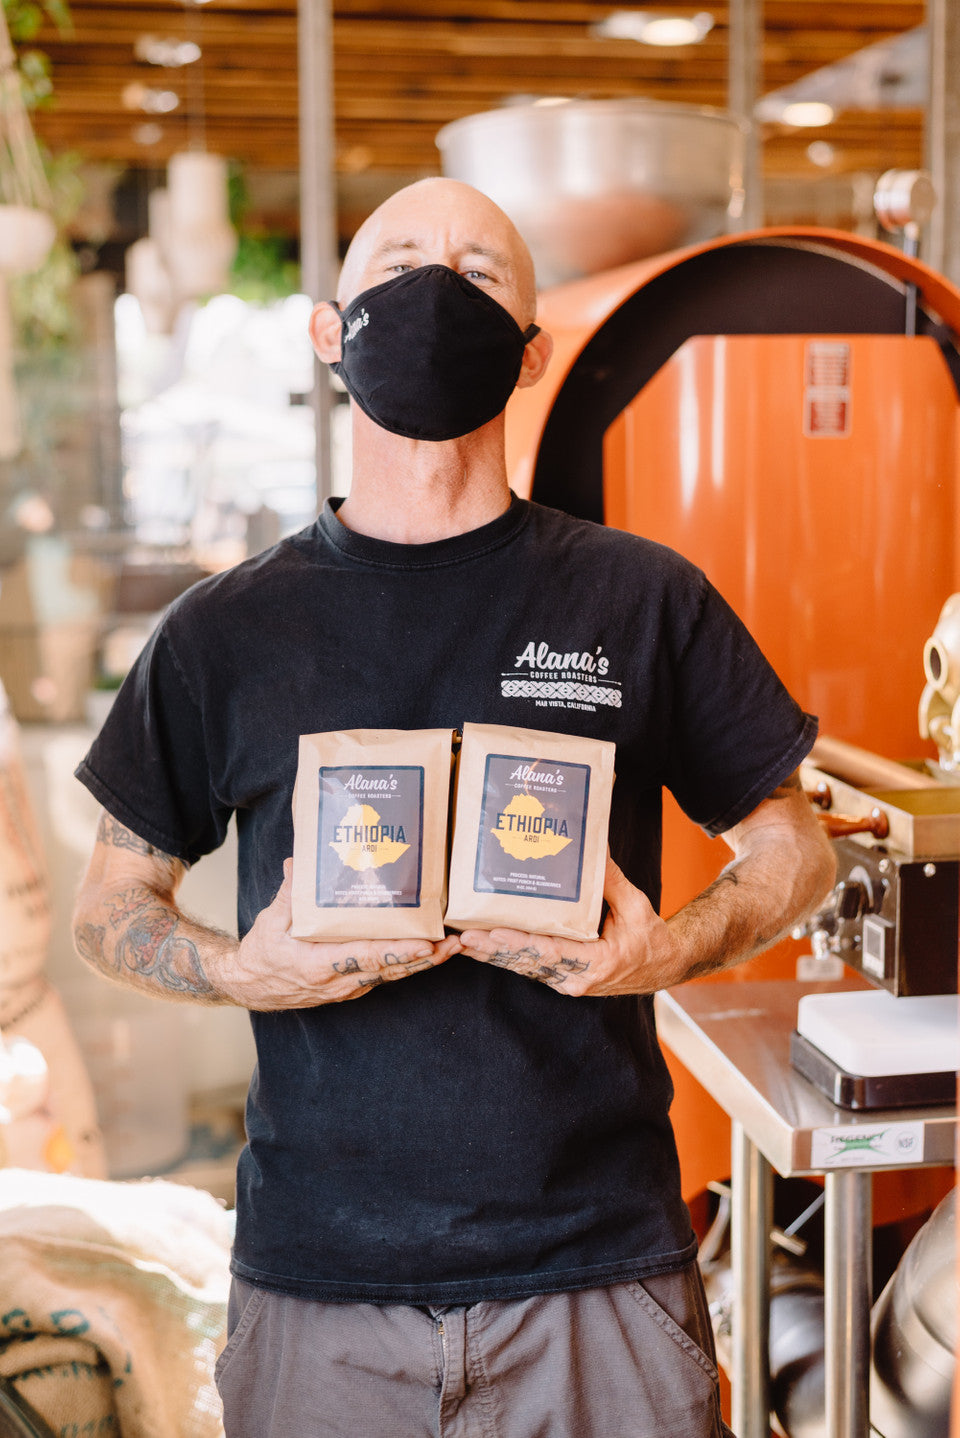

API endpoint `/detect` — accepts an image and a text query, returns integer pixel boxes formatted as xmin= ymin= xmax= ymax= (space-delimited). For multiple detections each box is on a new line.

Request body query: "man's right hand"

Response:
xmin=73 ymin=814 xmax=460 ymax=1012
xmin=230 ymin=859 xmax=461 ymax=1010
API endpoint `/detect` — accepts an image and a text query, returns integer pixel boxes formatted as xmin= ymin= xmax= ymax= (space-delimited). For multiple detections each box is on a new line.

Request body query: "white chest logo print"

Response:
xmin=501 ymin=641 xmax=622 ymax=712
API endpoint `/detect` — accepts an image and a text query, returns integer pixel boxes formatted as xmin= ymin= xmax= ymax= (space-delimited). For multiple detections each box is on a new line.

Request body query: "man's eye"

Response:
xmin=387 ymin=262 xmax=414 ymax=274
xmin=463 ymin=269 xmax=491 ymax=282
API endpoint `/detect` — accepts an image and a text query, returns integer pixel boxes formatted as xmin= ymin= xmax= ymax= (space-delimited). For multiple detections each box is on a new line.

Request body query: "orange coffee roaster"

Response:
xmin=504 ymin=220 xmax=960 ymax=1213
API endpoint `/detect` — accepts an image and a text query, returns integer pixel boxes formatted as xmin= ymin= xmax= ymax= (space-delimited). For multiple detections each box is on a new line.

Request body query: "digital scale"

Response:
xmin=791 ymin=748 xmax=959 ymax=1110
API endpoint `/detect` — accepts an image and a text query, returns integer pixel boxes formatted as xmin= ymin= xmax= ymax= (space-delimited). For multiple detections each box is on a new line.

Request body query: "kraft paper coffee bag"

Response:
xmin=291 ymin=728 xmax=453 ymax=941
xmin=445 ymin=723 xmax=616 ymax=941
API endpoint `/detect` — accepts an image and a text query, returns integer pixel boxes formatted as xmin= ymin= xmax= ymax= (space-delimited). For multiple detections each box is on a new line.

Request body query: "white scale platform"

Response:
xmin=792 ymin=990 xmax=958 ymax=1110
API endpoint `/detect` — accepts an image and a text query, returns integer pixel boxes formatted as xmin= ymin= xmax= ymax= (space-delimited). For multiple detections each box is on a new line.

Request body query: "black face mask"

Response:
xmin=330 ymin=264 xmax=540 ymax=442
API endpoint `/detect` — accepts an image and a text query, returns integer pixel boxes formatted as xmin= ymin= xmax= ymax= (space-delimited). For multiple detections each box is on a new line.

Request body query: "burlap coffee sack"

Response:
xmin=0 ymin=1169 xmax=233 ymax=1437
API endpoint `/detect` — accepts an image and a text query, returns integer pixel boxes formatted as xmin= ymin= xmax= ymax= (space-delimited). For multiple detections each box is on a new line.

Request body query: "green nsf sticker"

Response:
xmin=810 ymin=1121 xmax=923 ymax=1169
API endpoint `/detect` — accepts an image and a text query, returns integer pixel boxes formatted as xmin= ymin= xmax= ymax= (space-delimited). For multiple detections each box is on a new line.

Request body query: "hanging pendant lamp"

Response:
xmin=130 ymin=0 xmax=237 ymax=310
xmin=126 ymin=186 xmax=176 ymax=334
xmin=164 ymin=149 xmax=237 ymax=300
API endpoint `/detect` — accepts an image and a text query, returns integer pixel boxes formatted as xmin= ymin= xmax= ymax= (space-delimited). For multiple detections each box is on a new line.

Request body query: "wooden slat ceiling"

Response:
xmin=27 ymin=0 xmax=928 ymax=244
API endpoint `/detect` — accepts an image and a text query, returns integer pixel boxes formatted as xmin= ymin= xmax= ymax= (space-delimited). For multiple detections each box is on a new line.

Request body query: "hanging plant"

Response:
xmin=8 ymin=149 xmax=83 ymax=350
xmin=0 ymin=0 xmax=95 ymax=575
xmin=0 ymin=0 xmax=78 ymax=352
xmin=2 ymin=1 xmax=72 ymax=107
xmin=228 ymin=165 xmax=301 ymax=305
xmin=3 ymin=1 xmax=72 ymax=39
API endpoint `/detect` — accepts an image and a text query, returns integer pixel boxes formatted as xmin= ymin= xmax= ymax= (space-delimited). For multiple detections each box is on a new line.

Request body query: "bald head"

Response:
xmin=337 ymin=178 xmax=538 ymax=328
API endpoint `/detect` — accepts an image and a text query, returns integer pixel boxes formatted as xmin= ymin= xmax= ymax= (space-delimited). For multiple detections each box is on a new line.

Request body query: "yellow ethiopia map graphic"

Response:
xmin=492 ymin=793 xmax=572 ymax=862
xmin=329 ymin=803 xmax=410 ymax=872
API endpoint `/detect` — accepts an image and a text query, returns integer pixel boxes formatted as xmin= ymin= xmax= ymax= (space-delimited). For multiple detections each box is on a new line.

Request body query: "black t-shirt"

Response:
xmin=77 ymin=496 xmax=816 ymax=1304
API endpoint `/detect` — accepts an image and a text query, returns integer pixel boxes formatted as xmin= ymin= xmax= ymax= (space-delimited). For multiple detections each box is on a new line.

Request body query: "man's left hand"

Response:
xmin=457 ymin=857 xmax=680 ymax=997
xmin=458 ymin=771 xmax=836 ymax=998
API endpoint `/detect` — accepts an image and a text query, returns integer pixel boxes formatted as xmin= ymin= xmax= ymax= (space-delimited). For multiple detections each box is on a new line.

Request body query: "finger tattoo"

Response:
xmin=485 ymin=947 xmax=590 ymax=988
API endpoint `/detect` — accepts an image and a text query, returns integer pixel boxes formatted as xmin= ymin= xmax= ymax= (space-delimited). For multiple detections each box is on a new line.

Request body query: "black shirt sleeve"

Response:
xmin=663 ymin=575 xmax=818 ymax=836
xmin=75 ymin=622 xmax=232 ymax=865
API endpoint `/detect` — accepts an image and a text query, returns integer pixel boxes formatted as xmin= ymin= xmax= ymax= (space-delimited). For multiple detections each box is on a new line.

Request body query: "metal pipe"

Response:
xmin=903 ymin=231 xmax=919 ymax=338
xmin=924 ymin=0 xmax=960 ymax=284
xmin=824 ymin=1170 xmax=873 ymax=1438
xmin=810 ymin=735 xmax=943 ymax=792
xmin=298 ymin=0 xmax=338 ymax=508
xmin=731 ymin=1121 xmax=773 ymax=1437
xmin=728 ymin=0 xmax=763 ymax=229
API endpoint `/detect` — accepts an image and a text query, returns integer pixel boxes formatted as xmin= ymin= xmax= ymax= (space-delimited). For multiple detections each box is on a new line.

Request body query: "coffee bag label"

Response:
xmin=473 ymin=754 xmax=589 ymax=902
xmin=316 ymin=765 xmax=424 ymax=908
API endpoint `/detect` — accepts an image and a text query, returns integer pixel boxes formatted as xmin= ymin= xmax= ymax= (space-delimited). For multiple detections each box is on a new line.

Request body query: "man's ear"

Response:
xmin=309 ymin=301 xmax=343 ymax=363
xmin=515 ymin=328 xmax=553 ymax=390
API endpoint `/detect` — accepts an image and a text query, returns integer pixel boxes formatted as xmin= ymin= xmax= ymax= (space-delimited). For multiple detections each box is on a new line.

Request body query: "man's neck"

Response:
xmin=334 ymin=412 xmax=513 ymax=544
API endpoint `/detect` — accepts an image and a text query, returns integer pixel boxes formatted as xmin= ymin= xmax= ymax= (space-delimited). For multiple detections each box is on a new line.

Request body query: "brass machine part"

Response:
xmin=801 ymin=755 xmax=960 ymax=862
xmin=811 ymin=804 xmax=890 ymax=842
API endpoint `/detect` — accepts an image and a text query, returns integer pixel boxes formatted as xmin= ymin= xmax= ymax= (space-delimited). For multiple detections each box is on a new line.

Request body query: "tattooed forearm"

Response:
xmin=83 ymin=882 xmax=216 ymax=998
xmin=76 ymin=884 xmax=227 ymax=1005
xmin=769 ymin=772 xmax=803 ymax=797
xmin=96 ymin=813 xmax=183 ymax=888
xmin=73 ymin=811 xmax=239 ymax=1006
xmin=106 ymin=886 xmax=154 ymax=928
xmin=74 ymin=922 xmax=106 ymax=967
xmin=665 ymin=768 xmax=836 ymax=983
xmin=117 ymin=926 xmax=213 ymax=996
xmin=689 ymin=864 xmax=790 ymax=950
xmin=680 ymin=948 xmax=738 ymax=983
xmin=699 ymin=868 xmax=740 ymax=898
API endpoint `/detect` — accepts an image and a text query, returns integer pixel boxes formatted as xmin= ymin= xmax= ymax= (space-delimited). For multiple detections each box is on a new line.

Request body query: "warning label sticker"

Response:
xmin=804 ymin=340 xmax=851 ymax=437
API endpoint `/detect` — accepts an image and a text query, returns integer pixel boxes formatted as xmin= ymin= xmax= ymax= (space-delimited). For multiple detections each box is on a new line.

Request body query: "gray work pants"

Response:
xmin=215 ymin=1259 xmax=735 ymax=1437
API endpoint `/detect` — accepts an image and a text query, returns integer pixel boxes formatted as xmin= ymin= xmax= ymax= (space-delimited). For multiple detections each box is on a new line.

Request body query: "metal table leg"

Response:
xmin=730 ymin=1120 xmax=773 ymax=1438
xmin=824 ymin=1169 xmax=872 ymax=1438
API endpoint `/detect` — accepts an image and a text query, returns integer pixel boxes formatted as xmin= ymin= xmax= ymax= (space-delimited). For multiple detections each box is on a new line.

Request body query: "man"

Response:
xmin=73 ymin=178 xmax=835 ymax=1438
